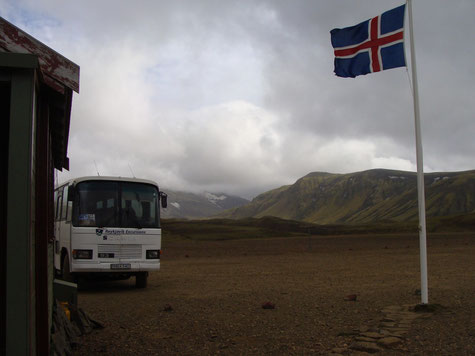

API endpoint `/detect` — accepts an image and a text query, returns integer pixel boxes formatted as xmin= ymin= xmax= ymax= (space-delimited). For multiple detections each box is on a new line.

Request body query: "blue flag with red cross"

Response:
xmin=330 ymin=4 xmax=406 ymax=78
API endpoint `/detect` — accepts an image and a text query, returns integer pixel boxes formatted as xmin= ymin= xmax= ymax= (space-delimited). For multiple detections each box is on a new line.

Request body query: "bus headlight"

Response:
xmin=72 ymin=249 xmax=93 ymax=259
xmin=146 ymin=250 xmax=160 ymax=259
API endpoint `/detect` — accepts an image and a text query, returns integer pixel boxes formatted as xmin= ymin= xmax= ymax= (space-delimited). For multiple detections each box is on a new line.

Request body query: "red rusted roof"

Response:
xmin=0 ymin=16 xmax=79 ymax=93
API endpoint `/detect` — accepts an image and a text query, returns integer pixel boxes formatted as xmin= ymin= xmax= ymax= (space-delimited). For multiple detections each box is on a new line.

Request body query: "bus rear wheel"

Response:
xmin=136 ymin=272 xmax=148 ymax=288
xmin=62 ymin=254 xmax=74 ymax=283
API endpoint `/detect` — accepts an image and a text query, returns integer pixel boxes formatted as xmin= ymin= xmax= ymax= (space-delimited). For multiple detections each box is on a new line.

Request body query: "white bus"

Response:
xmin=54 ymin=176 xmax=167 ymax=288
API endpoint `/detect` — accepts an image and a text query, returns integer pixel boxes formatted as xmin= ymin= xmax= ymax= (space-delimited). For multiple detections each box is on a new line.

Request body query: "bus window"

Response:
xmin=54 ymin=190 xmax=58 ymax=221
xmin=65 ymin=186 xmax=73 ymax=222
xmin=121 ymin=182 xmax=159 ymax=228
xmin=61 ymin=186 xmax=68 ymax=222
xmin=71 ymin=180 xmax=159 ymax=228
xmin=54 ymin=189 xmax=57 ymax=211
xmin=55 ymin=188 xmax=63 ymax=221
xmin=106 ymin=198 xmax=115 ymax=208
xmin=73 ymin=181 xmax=119 ymax=227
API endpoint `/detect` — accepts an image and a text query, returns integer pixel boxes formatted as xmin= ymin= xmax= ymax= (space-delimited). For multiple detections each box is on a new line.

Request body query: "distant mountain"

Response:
xmin=161 ymin=190 xmax=249 ymax=219
xmin=218 ymin=169 xmax=475 ymax=224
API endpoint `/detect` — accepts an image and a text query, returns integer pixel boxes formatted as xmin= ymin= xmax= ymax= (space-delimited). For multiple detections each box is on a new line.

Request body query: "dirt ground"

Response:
xmin=73 ymin=232 xmax=475 ymax=355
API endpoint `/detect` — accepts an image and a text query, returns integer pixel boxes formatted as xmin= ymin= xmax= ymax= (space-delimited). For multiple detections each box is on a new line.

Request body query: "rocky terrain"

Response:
xmin=72 ymin=232 xmax=474 ymax=355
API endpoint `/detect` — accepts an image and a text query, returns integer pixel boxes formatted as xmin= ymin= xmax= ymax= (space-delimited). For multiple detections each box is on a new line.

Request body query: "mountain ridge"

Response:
xmin=218 ymin=168 xmax=475 ymax=224
xmin=161 ymin=190 xmax=249 ymax=219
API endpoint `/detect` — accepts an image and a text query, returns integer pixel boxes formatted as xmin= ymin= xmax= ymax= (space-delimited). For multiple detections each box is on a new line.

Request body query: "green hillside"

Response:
xmin=219 ymin=169 xmax=475 ymax=224
xmin=162 ymin=212 xmax=475 ymax=241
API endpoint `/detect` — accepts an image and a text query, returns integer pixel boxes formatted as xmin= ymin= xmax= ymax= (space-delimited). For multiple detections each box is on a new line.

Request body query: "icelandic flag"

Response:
xmin=330 ymin=4 xmax=406 ymax=78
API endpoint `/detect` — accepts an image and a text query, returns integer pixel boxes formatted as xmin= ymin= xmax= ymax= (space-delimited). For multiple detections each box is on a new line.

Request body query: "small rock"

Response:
xmin=384 ymin=328 xmax=408 ymax=336
xmin=355 ymin=336 xmax=377 ymax=342
xmin=350 ymin=341 xmax=382 ymax=353
xmin=360 ymin=332 xmax=384 ymax=339
xmin=377 ymin=336 xmax=402 ymax=348
xmin=331 ymin=347 xmax=347 ymax=353
xmin=262 ymin=301 xmax=275 ymax=309
xmin=413 ymin=303 xmax=444 ymax=313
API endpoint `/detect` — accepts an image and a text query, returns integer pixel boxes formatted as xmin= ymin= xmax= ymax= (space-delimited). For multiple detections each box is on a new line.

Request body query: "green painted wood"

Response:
xmin=6 ymin=67 xmax=36 ymax=355
xmin=0 ymin=52 xmax=38 ymax=69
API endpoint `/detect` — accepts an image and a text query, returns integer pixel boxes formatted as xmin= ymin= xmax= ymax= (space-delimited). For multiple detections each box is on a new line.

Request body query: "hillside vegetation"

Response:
xmin=218 ymin=169 xmax=475 ymax=224
xmin=162 ymin=212 xmax=475 ymax=241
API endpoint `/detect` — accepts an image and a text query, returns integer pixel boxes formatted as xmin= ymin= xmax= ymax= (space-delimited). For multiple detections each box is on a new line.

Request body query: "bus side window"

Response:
xmin=56 ymin=190 xmax=63 ymax=221
xmin=61 ymin=187 xmax=68 ymax=221
xmin=54 ymin=190 xmax=58 ymax=221
xmin=65 ymin=186 xmax=73 ymax=222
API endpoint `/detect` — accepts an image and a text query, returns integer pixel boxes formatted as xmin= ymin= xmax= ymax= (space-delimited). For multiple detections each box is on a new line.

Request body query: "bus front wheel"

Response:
xmin=136 ymin=272 xmax=148 ymax=288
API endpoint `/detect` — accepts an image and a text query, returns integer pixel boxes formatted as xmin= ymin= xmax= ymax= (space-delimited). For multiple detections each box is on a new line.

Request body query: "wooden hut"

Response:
xmin=0 ymin=17 xmax=79 ymax=355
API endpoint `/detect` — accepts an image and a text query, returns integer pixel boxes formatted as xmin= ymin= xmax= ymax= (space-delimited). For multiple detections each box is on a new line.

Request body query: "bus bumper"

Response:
xmin=71 ymin=261 xmax=160 ymax=273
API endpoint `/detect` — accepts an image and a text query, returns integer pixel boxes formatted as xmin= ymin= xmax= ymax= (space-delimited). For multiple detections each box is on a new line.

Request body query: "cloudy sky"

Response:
xmin=2 ymin=0 xmax=474 ymax=198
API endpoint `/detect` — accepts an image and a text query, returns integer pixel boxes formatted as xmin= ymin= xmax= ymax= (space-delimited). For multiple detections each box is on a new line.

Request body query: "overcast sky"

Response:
xmin=2 ymin=0 xmax=474 ymax=198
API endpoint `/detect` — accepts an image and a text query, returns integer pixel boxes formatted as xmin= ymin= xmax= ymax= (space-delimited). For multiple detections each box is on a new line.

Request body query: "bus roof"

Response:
xmin=58 ymin=176 xmax=160 ymax=188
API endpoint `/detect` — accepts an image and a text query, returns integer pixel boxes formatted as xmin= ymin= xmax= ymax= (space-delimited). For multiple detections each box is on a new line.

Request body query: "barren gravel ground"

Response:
xmin=74 ymin=232 xmax=474 ymax=355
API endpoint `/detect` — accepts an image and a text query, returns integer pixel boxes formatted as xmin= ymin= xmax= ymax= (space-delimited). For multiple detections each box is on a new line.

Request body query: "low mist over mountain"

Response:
xmin=219 ymin=169 xmax=475 ymax=224
xmin=161 ymin=190 xmax=249 ymax=219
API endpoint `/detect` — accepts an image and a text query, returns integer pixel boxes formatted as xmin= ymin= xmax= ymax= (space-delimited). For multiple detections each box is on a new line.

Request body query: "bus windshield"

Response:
xmin=72 ymin=181 xmax=160 ymax=228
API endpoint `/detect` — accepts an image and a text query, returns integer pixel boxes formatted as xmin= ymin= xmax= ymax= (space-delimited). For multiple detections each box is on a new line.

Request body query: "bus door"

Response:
xmin=61 ymin=185 xmax=73 ymax=256
xmin=53 ymin=187 xmax=64 ymax=270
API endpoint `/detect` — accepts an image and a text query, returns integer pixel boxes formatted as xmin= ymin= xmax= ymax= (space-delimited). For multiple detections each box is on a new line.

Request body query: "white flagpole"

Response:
xmin=407 ymin=0 xmax=428 ymax=304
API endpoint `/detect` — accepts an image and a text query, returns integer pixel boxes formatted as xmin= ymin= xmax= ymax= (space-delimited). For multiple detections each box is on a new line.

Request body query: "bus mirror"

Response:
xmin=160 ymin=192 xmax=167 ymax=208
xmin=67 ymin=186 xmax=75 ymax=201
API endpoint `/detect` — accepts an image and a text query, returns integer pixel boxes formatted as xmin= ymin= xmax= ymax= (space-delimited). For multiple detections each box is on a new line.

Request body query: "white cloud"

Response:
xmin=3 ymin=0 xmax=474 ymax=199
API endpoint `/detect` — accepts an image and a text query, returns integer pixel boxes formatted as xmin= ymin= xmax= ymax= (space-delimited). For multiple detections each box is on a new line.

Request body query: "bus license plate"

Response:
xmin=111 ymin=263 xmax=131 ymax=270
